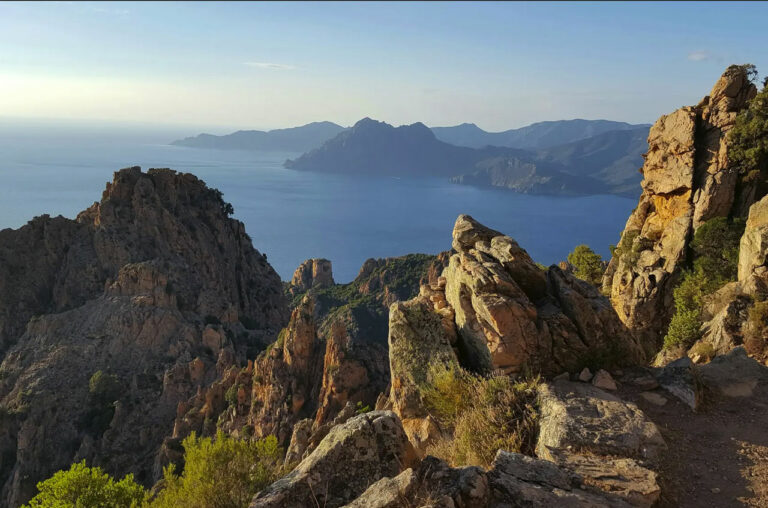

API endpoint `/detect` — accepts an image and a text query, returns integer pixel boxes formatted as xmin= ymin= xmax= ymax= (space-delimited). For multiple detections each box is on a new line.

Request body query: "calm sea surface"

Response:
xmin=0 ymin=119 xmax=636 ymax=282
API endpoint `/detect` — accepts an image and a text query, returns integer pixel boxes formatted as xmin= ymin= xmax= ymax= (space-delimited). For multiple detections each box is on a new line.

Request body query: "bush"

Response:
xmin=89 ymin=371 xmax=121 ymax=404
xmin=690 ymin=217 xmax=745 ymax=285
xmin=567 ymin=244 xmax=604 ymax=286
xmin=21 ymin=460 xmax=147 ymax=508
xmin=225 ymin=384 xmax=240 ymax=407
xmin=663 ymin=217 xmax=745 ymax=349
xmin=422 ymin=364 xmax=539 ymax=468
xmin=151 ymin=431 xmax=284 ymax=508
xmin=730 ymin=70 xmax=768 ymax=176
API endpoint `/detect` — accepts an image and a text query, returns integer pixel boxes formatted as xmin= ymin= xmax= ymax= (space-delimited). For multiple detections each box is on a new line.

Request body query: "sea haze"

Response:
xmin=0 ymin=119 xmax=636 ymax=282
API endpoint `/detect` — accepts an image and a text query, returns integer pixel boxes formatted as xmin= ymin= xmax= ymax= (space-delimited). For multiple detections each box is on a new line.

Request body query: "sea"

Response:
xmin=0 ymin=118 xmax=637 ymax=282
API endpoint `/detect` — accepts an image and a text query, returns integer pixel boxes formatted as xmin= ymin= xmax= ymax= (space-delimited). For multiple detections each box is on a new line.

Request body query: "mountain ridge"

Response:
xmin=287 ymin=117 xmax=648 ymax=196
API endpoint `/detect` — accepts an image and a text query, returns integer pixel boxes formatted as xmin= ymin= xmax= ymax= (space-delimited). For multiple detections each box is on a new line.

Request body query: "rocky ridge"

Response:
xmin=0 ymin=167 xmax=289 ymax=506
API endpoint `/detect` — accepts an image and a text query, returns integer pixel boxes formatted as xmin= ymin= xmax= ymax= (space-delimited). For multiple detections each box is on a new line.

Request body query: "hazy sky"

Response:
xmin=1 ymin=1 xmax=767 ymax=132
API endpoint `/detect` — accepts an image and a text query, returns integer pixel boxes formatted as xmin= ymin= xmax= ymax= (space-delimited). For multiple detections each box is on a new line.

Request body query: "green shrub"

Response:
xmin=225 ymin=384 xmax=240 ymax=407
xmin=664 ymin=307 xmax=702 ymax=349
xmin=22 ymin=460 xmax=147 ymax=508
xmin=420 ymin=363 xmax=474 ymax=428
xmin=355 ymin=401 xmax=371 ymax=415
xmin=422 ymin=364 xmax=539 ymax=468
xmin=730 ymin=70 xmax=768 ymax=175
xmin=614 ymin=229 xmax=646 ymax=266
xmin=89 ymin=371 xmax=120 ymax=404
xmin=690 ymin=216 xmax=745 ymax=285
xmin=151 ymin=431 xmax=284 ymax=508
xmin=663 ymin=217 xmax=746 ymax=350
xmin=567 ymin=244 xmax=604 ymax=286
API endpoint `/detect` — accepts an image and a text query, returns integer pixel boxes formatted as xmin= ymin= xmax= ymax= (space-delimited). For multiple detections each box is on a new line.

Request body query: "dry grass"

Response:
xmin=421 ymin=363 xmax=539 ymax=468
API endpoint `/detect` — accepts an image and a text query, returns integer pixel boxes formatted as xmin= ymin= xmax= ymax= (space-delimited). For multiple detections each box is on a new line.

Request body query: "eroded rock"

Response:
xmin=250 ymin=411 xmax=415 ymax=508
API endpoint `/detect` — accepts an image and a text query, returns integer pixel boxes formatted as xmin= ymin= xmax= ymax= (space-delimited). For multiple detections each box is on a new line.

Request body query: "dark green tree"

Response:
xmin=567 ymin=245 xmax=604 ymax=286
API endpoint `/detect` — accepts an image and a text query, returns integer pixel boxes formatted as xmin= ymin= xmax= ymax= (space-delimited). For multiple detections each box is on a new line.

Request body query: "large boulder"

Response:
xmin=603 ymin=65 xmax=759 ymax=349
xmin=536 ymin=380 xmax=665 ymax=507
xmin=537 ymin=380 xmax=666 ymax=461
xmin=442 ymin=214 xmax=645 ymax=375
xmin=250 ymin=411 xmax=416 ymax=508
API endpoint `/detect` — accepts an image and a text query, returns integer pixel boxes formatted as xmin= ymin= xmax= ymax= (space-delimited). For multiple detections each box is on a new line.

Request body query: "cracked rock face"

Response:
xmin=603 ymin=66 xmax=759 ymax=349
xmin=441 ymin=214 xmax=645 ymax=376
xmin=250 ymin=411 xmax=416 ymax=508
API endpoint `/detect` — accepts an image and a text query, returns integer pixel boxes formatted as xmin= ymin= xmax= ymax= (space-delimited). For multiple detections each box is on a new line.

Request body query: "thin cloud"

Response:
xmin=93 ymin=7 xmax=130 ymax=16
xmin=687 ymin=51 xmax=712 ymax=62
xmin=244 ymin=62 xmax=296 ymax=70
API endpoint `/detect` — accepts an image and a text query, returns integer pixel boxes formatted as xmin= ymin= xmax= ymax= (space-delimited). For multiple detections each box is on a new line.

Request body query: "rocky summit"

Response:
xmin=603 ymin=65 xmax=762 ymax=349
xmin=0 ymin=167 xmax=288 ymax=506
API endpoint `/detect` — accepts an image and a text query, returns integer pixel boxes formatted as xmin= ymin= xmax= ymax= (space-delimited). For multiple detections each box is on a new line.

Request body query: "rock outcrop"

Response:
xmin=171 ymin=254 xmax=443 ymax=453
xmin=603 ymin=65 xmax=760 ymax=348
xmin=287 ymin=258 xmax=334 ymax=296
xmin=440 ymin=214 xmax=644 ymax=375
xmin=250 ymin=411 xmax=416 ymax=508
xmin=0 ymin=167 xmax=289 ymax=506
xmin=347 ymin=451 xmax=633 ymax=508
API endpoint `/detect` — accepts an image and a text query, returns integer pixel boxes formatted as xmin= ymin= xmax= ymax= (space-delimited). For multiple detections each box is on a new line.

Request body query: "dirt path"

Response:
xmin=619 ymin=379 xmax=768 ymax=507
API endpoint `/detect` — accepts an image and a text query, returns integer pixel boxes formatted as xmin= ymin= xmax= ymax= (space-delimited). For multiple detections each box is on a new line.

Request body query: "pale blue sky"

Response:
xmin=1 ymin=1 xmax=766 ymax=131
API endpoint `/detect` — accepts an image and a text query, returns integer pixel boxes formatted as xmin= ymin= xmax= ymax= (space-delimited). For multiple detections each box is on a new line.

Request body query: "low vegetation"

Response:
xmin=23 ymin=432 xmax=285 ymax=508
xmin=664 ymin=217 xmax=745 ymax=349
xmin=151 ymin=431 xmax=284 ymax=508
xmin=421 ymin=363 xmax=539 ymax=468
xmin=730 ymin=66 xmax=768 ymax=176
xmin=21 ymin=461 xmax=148 ymax=508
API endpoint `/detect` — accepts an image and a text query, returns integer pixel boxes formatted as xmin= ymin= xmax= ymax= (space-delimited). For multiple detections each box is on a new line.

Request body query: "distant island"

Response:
xmin=170 ymin=121 xmax=346 ymax=153
xmin=286 ymin=118 xmax=649 ymax=197
xmin=173 ymin=117 xmax=650 ymax=197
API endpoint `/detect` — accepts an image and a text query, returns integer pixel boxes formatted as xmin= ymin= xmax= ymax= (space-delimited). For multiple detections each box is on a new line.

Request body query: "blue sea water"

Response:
xmin=0 ymin=119 xmax=636 ymax=282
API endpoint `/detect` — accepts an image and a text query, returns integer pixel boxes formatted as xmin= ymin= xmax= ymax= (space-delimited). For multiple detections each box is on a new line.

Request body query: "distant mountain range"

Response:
xmin=431 ymin=119 xmax=645 ymax=149
xmin=172 ymin=118 xmax=650 ymax=197
xmin=286 ymin=118 xmax=649 ymax=196
xmin=170 ymin=121 xmax=346 ymax=152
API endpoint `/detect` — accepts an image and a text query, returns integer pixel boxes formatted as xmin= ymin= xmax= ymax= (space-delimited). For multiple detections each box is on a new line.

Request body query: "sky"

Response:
xmin=1 ymin=1 xmax=767 ymax=132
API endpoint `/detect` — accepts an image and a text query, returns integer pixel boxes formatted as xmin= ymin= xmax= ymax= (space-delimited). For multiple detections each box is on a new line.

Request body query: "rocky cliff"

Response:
xmin=0 ymin=167 xmax=289 ymax=506
xmin=603 ymin=65 xmax=761 ymax=348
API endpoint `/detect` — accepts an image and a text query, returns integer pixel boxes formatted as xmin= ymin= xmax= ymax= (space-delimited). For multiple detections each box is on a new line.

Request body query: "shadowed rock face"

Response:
xmin=603 ymin=66 xmax=760 ymax=348
xmin=0 ymin=167 xmax=289 ymax=506
xmin=441 ymin=214 xmax=645 ymax=376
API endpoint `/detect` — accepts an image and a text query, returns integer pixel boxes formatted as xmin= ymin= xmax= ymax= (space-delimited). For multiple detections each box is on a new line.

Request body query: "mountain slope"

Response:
xmin=287 ymin=117 xmax=647 ymax=196
xmin=170 ymin=121 xmax=346 ymax=152
xmin=535 ymin=125 xmax=649 ymax=196
xmin=432 ymin=119 xmax=649 ymax=149
xmin=285 ymin=118 xmax=523 ymax=177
